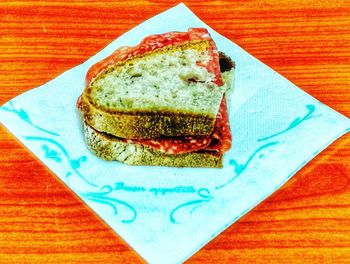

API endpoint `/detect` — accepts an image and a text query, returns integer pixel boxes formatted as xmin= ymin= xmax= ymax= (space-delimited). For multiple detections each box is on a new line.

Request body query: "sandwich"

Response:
xmin=77 ymin=28 xmax=235 ymax=168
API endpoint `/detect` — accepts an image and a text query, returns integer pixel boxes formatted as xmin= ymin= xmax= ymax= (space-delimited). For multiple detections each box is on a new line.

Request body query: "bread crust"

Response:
xmin=83 ymin=121 xmax=222 ymax=168
xmin=81 ymin=91 xmax=215 ymax=139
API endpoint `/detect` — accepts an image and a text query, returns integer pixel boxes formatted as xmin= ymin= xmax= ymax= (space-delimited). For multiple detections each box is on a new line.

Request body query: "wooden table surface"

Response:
xmin=1 ymin=0 xmax=349 ymax=263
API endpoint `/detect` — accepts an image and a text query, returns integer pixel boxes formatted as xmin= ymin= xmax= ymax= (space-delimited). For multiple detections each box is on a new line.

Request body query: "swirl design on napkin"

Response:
xmin=2 ymin=101 xmax=59 ymax=136
xmin=258 ymin=104 xmax=317 ymax=142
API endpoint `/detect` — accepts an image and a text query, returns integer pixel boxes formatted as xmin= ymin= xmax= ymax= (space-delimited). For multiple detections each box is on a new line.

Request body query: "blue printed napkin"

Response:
xmin=1 ymin=3 xmax=349 ymax=263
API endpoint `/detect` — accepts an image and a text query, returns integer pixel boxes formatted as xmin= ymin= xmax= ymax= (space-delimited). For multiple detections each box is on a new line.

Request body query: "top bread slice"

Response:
xmin=81 ymin=30 xmax=231 ymax=139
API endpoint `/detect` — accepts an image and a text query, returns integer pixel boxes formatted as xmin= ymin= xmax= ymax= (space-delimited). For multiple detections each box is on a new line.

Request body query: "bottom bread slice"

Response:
xmin=83 ymin=122 xmax=222 ymax=168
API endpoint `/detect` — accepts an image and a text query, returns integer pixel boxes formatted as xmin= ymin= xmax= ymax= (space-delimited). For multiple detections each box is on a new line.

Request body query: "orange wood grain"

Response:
xmin=1 ymin=0 xmax=349 ymax=263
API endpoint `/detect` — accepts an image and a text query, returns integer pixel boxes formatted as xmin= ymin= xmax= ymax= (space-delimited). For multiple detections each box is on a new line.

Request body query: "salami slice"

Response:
xmin=130 ymin=97 xmax=232 ymax=154
xmin=86 ymin=28 xmax=223 ymax=86
xmin=128 ymin=135 xmax=212 ymax=155
xmin=76 ymin=94 xmax=82 ymax=110
xmin=205 ymin=98 xmax=232 ymax=152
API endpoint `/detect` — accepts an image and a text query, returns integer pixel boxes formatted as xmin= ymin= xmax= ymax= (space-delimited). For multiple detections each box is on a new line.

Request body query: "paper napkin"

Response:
xmin=1 ymin=3 xmax=349 ymax=263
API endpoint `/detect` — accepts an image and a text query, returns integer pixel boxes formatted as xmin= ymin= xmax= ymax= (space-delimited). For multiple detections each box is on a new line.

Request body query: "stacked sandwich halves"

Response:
xmin=78 ymin=28 xmax=235 ymax=168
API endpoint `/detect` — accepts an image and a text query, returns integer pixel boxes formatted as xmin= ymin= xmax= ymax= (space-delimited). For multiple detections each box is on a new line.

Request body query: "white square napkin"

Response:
xmin=1 ymin=3 xmax=349 ymax=263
